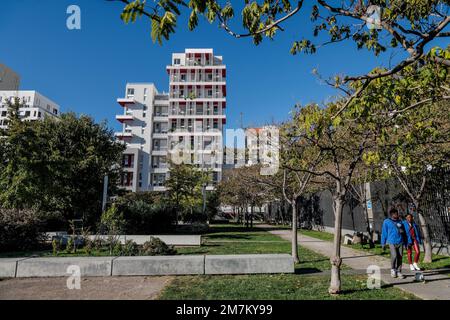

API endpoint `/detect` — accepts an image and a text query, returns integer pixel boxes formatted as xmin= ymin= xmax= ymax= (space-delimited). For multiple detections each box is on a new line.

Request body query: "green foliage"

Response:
xmin=122 ymin=239 xmax=139 ymax=256
xmin=83 ymin=237 xmax=93 ymax=255
xmin=165 ymin=161 xmax=210 ymax=222
xmin=66 ymin=237 xmax=74 ymax=254
xmin=0 ymin=110 xmax=125 ymax=230
xmin=205 ymin=190 xmax=220 ymax=221
xmin=112 ymin=241 xmax=123 ymax=256
xmin=0 ymin=208 xmax=45 ymax=252
xmin=100 ymin=205 xmax=126 ymax=235
xmin=52 ymin=239 xmax=59 ymax=256
xmin=140 ymin=237 xmax=177 ymax=256
xmin=113 ymin=192 xmax=177 ymax=233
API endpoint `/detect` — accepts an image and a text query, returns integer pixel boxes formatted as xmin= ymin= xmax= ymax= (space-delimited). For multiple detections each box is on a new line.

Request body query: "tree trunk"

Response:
xmin=291 ymin=200 xmax=299 ymax=263
xmin=416 ymin=202 xmax=432 ymax=263
xmin=329 ymin=196 xmax=344 ymax=294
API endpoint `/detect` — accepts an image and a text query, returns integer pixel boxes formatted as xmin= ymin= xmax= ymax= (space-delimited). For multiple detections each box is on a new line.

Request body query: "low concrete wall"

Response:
xmin=0 ymin=258 xmax=28 ymax=278
xmin=112 ymin=256 xmax=204 ymax=276
xmin=205 ymin=254 xmax=294 ymax=275
xmin=87 ymin=235 xmax=201 ymax=246
xmin=0 ymin=254 xmax=295 ymax=278
xmin=15 ymin=257 xmax=115 ymax=277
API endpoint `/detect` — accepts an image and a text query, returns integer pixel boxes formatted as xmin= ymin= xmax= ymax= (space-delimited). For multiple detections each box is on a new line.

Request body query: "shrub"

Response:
xmin=84 ymin=237 xmax=93 ymax=255
xmin=52 ymin=239 xmax=60 ymax=256
xmin=66 ymin=237 xmax=74 ymax=253
xmin=122 ymin=240 xmax=139 ymax=256
xmin=112 ymin=241 xmax=122 ymax=256
xmin=92 ymin=237 xmax=105 ymax=251
xmin=140 ymin=237 xmax=176 ymax=256
xmin=0 ymin=208 xmax=45 ymax=252
xmin=113 ymin=195 xmax=177 ymax=234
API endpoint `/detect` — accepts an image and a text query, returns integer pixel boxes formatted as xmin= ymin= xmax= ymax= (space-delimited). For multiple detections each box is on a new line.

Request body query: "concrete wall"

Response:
xmin=86 ymin=235 xmax=201 ymax=246
xmin=0 ymin=254 xmax=294 ymax=278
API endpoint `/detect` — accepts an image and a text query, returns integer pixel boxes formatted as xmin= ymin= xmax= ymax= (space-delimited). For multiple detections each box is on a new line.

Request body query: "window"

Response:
xmin=174 ymin=58 xmax=181 ymax=65
xmin=127 ymin=88 xmax=135 ymax=97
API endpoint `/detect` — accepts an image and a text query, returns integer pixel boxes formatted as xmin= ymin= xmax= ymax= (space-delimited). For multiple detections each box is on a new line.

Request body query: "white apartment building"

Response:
xmin=116 ymin=49 xmax=227 ymax=192
xmin=0 ymin=64 xmax=20 ymax=91
xmin=0 ymin=91 xmax=60 ymax=129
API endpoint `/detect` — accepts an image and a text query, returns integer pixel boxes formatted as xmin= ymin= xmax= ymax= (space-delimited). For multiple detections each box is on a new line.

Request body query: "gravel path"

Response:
xmin=0 ymin=276 xmax=173 ymax=300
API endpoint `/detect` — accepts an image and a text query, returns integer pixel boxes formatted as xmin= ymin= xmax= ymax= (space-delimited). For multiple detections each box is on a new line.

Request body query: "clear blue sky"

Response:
xmin=1 ymin=0 xmax=443 ymax=132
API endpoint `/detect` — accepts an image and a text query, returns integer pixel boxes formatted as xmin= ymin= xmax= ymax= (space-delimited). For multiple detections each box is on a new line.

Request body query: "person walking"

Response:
xmin=381 ymin=207 xmax=408 ymax=278
xmin=403 ymin=213 xmax=422 ymax=271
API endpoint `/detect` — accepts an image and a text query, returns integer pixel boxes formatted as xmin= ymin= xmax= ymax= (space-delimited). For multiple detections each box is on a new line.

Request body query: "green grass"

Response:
xmin=300 ymin=229 xmax=450 ymax=271
xmin=159 ymin=224 xmax=419 ymax=300
xmin=299 ymin=229 xmax=335 ymax=242
xmin=159 ymin=274 xmax=418 ymax=300
xmin=0 ymin=247 xmax=122 ymax=258
xmin=177 ymin=224 xmax=333 ymax=272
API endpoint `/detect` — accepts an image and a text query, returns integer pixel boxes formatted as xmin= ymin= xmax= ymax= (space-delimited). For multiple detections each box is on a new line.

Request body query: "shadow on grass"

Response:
xmin=206 ymin=226 xmax=267 ymax=234
xmin=294 ymin=267 xmax=323 ymax=275
xmin=207 ymin=234 xmax=254 ymax=240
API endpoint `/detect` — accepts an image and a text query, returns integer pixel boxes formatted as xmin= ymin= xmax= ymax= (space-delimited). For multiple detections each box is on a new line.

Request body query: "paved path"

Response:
xmin=260 ymin=226 xmax=450 ymax=300
xmin=0 ymin=276 xmax=173 ymax=300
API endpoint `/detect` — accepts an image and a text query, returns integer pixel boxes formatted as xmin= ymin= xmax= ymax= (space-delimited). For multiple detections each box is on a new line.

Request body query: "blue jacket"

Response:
xmin=402 ymin=220 xmax=422 ymax=245
xmin=381 ymin=218 xmax=407 ymax=246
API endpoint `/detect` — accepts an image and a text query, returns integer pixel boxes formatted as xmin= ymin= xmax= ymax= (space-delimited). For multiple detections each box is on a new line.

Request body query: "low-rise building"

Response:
xmin=0 ymin=90 xmax=60 ymax=129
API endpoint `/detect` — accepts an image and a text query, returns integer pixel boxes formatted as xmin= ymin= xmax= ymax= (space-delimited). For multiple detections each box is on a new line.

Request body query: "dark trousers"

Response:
xmin=389 ymin=244 xmax=403 ymax=271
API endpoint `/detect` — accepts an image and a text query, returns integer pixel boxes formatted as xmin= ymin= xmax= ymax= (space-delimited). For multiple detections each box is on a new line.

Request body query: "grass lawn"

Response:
xmin=159 ymin=274 xmax=418 ymax=300
xmin=0 ymin=247 xmax=127 ymax=258
xmin=159 ymin=224 xmax=418 ymax=300
xmin=177 ymin=224 xmax=332 ymax=272
xmin=299 ymin=229 xmax=450 ymax=271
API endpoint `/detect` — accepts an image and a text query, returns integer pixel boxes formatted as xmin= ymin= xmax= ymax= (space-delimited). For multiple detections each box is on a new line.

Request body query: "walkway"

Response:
xmin=260 ymin=225 xmax=450 ymax=300
xmin=0 ymin=276 xmax=172 ymax=300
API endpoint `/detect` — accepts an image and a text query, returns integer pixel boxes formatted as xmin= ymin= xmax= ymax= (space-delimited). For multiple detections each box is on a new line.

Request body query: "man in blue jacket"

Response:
xmin=381 ymin=208 xmax=408 ymax=278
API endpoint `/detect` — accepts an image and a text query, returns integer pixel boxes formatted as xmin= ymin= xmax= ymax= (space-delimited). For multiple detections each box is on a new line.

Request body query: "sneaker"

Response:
xmin=413 ymin=263 xmax=421 ymax=271
xmin=391 ymin=269 xmax=397 ymax=278
xmin=397 ymin=271 xmax=405 ymax=279
xmin=410 ymin=264 xmax=415 ymax=271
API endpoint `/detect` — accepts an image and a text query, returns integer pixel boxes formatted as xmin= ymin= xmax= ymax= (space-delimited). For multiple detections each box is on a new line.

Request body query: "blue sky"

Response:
xmin=1 ymin=0 xmax=445 ymax=132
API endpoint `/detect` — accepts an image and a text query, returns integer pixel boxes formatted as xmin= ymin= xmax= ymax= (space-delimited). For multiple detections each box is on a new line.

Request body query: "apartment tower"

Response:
xmin=116 ymin=49 xmax=226 ymax=192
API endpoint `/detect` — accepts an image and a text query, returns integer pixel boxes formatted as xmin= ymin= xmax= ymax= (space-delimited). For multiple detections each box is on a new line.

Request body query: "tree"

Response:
xmin=367 ymin=100 xmax=450 ymax=262
xmin=112 ymin=0 xmax=450 ymax=112
xmin=0 ymin=110 xmax=125 ymax=229
xmin=285 ymin=101 xmax=377 ymax=294
xmin=164 ymin=161 xmax=210 ymax=222
xmin=351 ymin=59 xmax=450 ymax=262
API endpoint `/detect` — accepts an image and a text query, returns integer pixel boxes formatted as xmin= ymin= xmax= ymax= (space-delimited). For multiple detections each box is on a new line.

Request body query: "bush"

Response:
xmin=0 ymin=208 xmax=45 ymax=252
xmin=122 ymin=240 xmax=139 ymax=256
xmin=112 ymin=241 xmax=122 ymax=256
xmin=66 ymin=237 xmax=74 ymax=253
xmin=140 ymin=237 xmax=176 ymax=256
xmin=181 ymin=207 xmax=207 ymax=223
xmin=113 ymin=194 xmax=177 ymax=234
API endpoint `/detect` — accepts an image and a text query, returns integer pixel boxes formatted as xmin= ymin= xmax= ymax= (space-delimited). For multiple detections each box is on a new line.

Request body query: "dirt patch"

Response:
xmin=0 ymin=276 xmax=173 ymax=300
